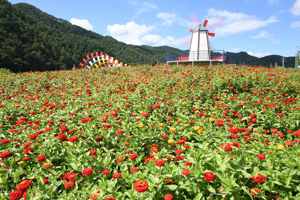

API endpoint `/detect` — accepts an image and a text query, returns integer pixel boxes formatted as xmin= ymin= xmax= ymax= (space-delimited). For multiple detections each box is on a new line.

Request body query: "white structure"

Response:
xmin=189 ymin=26 xmax=211 ymax=61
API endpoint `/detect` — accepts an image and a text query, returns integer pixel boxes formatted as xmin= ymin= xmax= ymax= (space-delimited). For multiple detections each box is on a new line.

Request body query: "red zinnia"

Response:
xmin=1 ymin=139 xmax=9 ymax=144
xmin=134 ymin=180 xmax=149 ymax=193
xmin=175 ymin=149 xmax=183 ymax=154
xmin=95 ymin=136 xmax=103 ymax=142
xmin=58 ymin=134 xmax=67 ymax=141
xmin=204 ymin=171 xmax=215 ymax=181
xmin=250 ymin=187 xmax=261 ymax=197
xmin=112 ymin=172 xmax=121 ymax=179
xmin=37 ymin=155 xmax=46 ymax=162
xmin=164 ymin=194 xmax=173 ymax=200
xmin=17 ymin=180 xmax=31 ymax=191
xmin=9 ymin=190 xmax=23 ymax=200
xmin=102 ymin=170 xmax=110 ymax=175
xmin=257 ymin=153 xmax=266 ymax=160
xmin=155 ymin=159 xmax=165 ymax=166
xmin=105 ymin=196 xmax=116 ymax=200
xmin=82 ymin=168 xmax=93 ymax=176
xmin=0 ymin=151 xmax=11 ymax=159
xmin=68 ymin=136 xmax=78 ymax=142
xmin=182 ymin=168 xmax=190 ymax=176
xmin=116 ymin=130 xmax=123 ymax=136
xmin=131 ymin=167 xmax=139 ymax=173
xmin=141 ymin=112 xmax=148 ymax=117
xmin=60 ymin=124 xmax=68 ymax=132
xmin=129 ymin=154 xmax=138 ymax=160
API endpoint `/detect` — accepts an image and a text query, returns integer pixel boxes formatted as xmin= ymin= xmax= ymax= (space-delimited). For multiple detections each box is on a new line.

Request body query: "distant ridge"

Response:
xmin=0 ymin=0 xmax=296 ymax=72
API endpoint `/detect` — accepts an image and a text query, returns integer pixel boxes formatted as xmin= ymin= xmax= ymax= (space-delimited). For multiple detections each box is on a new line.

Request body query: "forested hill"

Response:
xmin=0 ymin=0 xmax=296 ymax=72
xmin=0 ymin=0 xmax=172 ymax=72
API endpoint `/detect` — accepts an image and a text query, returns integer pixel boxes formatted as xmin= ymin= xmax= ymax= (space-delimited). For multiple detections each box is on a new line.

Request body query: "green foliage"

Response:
xmin=0 ymin=68 xmax=14 ymax=74
xmin=0 ymin=0 xmax=296 ymax=73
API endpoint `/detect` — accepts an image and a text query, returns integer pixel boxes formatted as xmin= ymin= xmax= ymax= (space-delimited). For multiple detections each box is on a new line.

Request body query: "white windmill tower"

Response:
xmin=183 ymin=12 xmax=224 ymax=61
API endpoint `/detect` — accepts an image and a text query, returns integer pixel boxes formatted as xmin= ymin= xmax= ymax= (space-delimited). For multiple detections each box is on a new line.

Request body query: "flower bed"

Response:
xmin=0 ymin=65 xmax=300 ymax=199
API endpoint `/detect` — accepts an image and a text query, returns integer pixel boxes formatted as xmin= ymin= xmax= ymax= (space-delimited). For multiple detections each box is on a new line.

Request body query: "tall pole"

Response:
xmin=282 ymin=56 xmax=285 ymax=67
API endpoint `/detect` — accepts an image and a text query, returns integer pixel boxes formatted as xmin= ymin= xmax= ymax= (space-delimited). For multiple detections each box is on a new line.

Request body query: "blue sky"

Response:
xmin=7 ymin=0 xmax=300 ymax=57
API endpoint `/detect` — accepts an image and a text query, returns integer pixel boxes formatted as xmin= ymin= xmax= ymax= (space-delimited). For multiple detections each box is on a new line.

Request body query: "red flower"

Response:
xmin=165 ymin=179 xmax=174 ymax=184
xmin=224 ymin=144 xmax=232 ymax=151
xmin=134 ymin=180 xmax=149 ymax=193
xmin=277 ymin=113 xmax=284 ymax=117
xmin=17 ymin=180 xmax=31 ymax=191
xmin=116 ymin=157 xmax=123 ymax=162
xmin=292 ymin=130 xmax=300 ymax=136
xmin=102 ymin=170 xmax=110 ymax=175
xmin=58 ymin=134 xmax=67 ymax=141
xmin=112 ymin=172 xmax=121 ymax=179
xmin=129 ymin=154 xmax=138 ymax=160
xmin=257 ymin=153 xmax=266 ymax=160
xmin=1 ymin=139 xmax=9 ymax=144
xmin=43 ymin=179 xmax=49 ymax=184
xmin=24 ymin=147 xmax=34 ymax=155
xmin=64 ymin=180 xmax=75 ymax=189
xmin=89 ymin=150 xmax=97 ymax=155
xmin=141 ymin=112 xmax=148 ymax=117
xmin=131 ymin=167 xmax=139 ymax=173
xmin=164 ymin=194 xmax=173 ymax=200
xmin=29 ymin=134 xmax=37 ymax=140
xmin=90 ymin=193 xmax=99 ymax=199
xmin=105 ymin=197 xmax=116 ymax=200
xmin=150 ymin=147 xmax=159 ymax=153
xmin=82 ymin=168 xmax=93 ymax=176
xmin=0 ymin=151 xmax=11 ymax=159
xmin=9 ymin=190 xmax=23 ymax=200
xmin=155 ymin=159 xmax=165 ymax=166
xmin=116 ymin=130 xmax=123 ymax=136
xmin=250 ymin=187 xmax=261 ymax=197
xmin=182 ymin=168 xmax=190 ymax=176
xmin=161 ymin=134 xmax=168 ymax=139
xmin=204 ymin=172 xmax=215 ymax=182
xmin=175 ymin=149 xmax=183 ymax=154
xmin=252 ymin=174 xmax=266 ymax=183
xmin=37 ymin=155 xmax=46 ymax=162
xmin=60 ymin=124 xmax=68 ymax=132
xmin=95 ymin=136 xmax=103 ymax=142
xmin=68 ymin=136 xmax=78 ymax=142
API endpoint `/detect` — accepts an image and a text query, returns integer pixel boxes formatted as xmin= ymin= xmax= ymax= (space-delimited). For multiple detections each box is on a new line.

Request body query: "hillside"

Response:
xmin=0 ymin=0 xmax=296 ymax=72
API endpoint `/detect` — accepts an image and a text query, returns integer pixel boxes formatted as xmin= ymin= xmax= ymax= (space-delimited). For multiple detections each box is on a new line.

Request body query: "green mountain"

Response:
xmin=0 ymin=0 xmax=297 ymax=72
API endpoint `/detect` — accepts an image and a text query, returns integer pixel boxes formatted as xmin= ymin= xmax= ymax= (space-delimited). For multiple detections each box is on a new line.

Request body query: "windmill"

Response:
xmin=183 ymin=12 xmax=224 ymax=61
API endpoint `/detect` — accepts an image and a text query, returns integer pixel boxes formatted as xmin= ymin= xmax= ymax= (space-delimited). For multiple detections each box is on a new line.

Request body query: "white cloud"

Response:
xmin=290 ymin=0 xmax=300 ymax=16
xmin=247 ymin=51 xmax=271 ymax=58
xmin=250 ymin=31 xmax=280 ymax=44
xmin=129 ymin=0 xmax=156 ymax=14
xmin=141 ymin=34 xmax=188 ymax=46
xmin=107 ymin=21 xmax=188 ymax=46
xmin=157 ymin=12 xmax=194 ymax=27
xmin=206 ymin=9 xmax=277 ymax=36
xmin=291 ymin=20 xmax=300 ymax=28
xmin=107 ymin=21 xmax=155 ymax=45
xmin=70 ymin=18 xmax=93 ymax=30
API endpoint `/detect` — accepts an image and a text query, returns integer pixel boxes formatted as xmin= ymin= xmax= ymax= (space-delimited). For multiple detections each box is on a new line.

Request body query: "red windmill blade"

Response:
xmin=203 ymin=19 xmax=208 ymax=28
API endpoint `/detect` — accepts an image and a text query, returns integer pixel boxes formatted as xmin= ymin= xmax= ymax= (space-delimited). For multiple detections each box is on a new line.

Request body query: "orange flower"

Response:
xmin=42 ymin=163 xmax=52 ymax=168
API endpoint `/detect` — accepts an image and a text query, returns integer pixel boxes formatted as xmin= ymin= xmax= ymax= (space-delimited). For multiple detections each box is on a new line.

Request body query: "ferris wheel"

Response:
xmin=79 ymin=52 xmax=127 ymax=69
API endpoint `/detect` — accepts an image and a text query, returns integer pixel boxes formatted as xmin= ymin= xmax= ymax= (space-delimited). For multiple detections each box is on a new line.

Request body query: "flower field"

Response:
xmin=1 ymin=64 xmax=300 ymax=200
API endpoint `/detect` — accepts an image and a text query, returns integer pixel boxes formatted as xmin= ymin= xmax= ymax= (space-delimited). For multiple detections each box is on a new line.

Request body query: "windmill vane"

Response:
xmin=189 ymin=12 xmax=200 ymax=26
xmin=207 ymin=18 xmax=224 ymax=30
